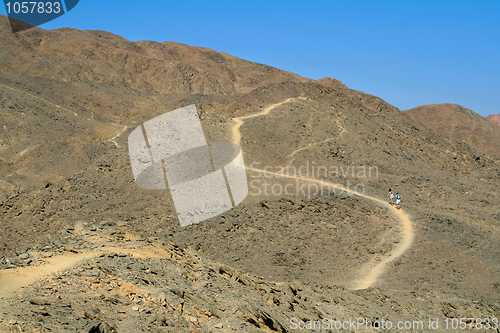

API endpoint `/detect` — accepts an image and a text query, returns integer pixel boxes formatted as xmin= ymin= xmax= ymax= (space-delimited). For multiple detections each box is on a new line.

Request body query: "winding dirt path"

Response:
xmin=0 ymin=244 xmax=171 ymax=299
xmin=230 ymin=99 xmax=414 ymax=290
xmin=231 ymin=97 xmax=304 ymax=146
xmin=0 ymin=98 xmax=413 ymax=298
xmin=0 ymin=251 xmax=97 ymax=299
xmin=108 ymin=123 xmax=128 ymax=148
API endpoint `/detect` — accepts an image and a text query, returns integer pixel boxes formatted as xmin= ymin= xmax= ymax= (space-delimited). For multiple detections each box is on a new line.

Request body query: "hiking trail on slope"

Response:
xmin=230 ymin=98 xmax=414 ymax=290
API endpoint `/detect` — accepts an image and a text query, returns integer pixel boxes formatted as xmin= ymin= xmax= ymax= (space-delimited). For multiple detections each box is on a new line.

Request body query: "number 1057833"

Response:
xmin=5 ymin=2 xmax=62 ymax=14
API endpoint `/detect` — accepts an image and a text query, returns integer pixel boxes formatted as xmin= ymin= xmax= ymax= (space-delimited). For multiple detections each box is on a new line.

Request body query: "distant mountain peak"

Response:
xmin=0 ymin=14 xmax=310 ymax=96
xmin=487 ymin=114 xmax=500 ymax=128
xmin=405 ymin=103 xmax=500 ymax=159
xmin=316 ymin=77 xmax=348 ymax=89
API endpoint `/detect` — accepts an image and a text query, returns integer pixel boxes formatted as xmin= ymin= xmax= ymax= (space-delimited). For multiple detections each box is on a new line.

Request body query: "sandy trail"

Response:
xmin=0 ymin=98 xmax=413 ymax=298
xmin=231 ymin=97 xmax=304 ymax=146
xmin=0 ymin=244 xmax=171 ymax=299
xmin=108 ymin=123 xmax=128 ymax=148
xmin=0 ymin=251 xmax=97 ymax=299
xmin=353 ymin=206 xmax=413 ymax=290
xmin=231 ymin=99 xmax=414 ymax=290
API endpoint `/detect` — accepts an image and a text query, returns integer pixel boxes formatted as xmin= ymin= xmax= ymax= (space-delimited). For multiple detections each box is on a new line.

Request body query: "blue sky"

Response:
xmin=2 ymin=0 xmax=499 ymax=116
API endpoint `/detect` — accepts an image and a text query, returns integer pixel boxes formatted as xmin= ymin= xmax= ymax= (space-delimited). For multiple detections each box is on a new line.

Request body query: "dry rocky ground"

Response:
xmin=405 ymin=104 xmax=500 ymax=160
xmin=1 ymin=14 xmax=500 ymax=332
xmin=488 ymin=114 xmax=500 ymax=128
xmin=1 ymin=214 xmax=498 ymax=333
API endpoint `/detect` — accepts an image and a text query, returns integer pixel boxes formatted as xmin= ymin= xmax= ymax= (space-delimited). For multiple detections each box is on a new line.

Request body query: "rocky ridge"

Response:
xmin=487 ymin=114 xmax=500 ymax=128
xmin=1 ymin=14 xmax=500 ymax=333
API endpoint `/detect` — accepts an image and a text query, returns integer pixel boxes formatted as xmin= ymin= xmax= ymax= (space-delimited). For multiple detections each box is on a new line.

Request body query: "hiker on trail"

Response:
xmin=387 ymin=189 xmax=394 ymax=205
xmin=395 ymin=193 xmax=402 ymax=210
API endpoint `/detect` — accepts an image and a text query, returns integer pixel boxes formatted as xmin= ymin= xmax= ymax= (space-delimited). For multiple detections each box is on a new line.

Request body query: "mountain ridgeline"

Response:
xmin=0 ymin=14 xmax=499 ymax=332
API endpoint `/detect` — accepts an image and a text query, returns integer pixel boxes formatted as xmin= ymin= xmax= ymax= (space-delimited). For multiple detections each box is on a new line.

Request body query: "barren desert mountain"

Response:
xmin=1 ymin=14 xmax=499 ymax=332
xmin=405 ymin=103 xmax=500 ymax=160
xmin=487 ymin=114 xmax=500 ymax=128
xmin=0 ymin=15 xmax=310 ymax=96
xmin=316 ymin=77 xmax=349 ymax=90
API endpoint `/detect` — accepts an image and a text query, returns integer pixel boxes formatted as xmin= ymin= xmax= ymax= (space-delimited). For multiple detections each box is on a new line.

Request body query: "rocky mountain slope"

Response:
xmin=0 ymin=15 xmax=310 ymax=96
xmin=405 ymin=103 xmax=500 ymax=160
xmin=1 ymin=218 xmax=498 ymax=332
xmin=1 ymin=14 xmax=499 ymax=332
xmin=488 ymin=114 xmax=500 ymax=128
